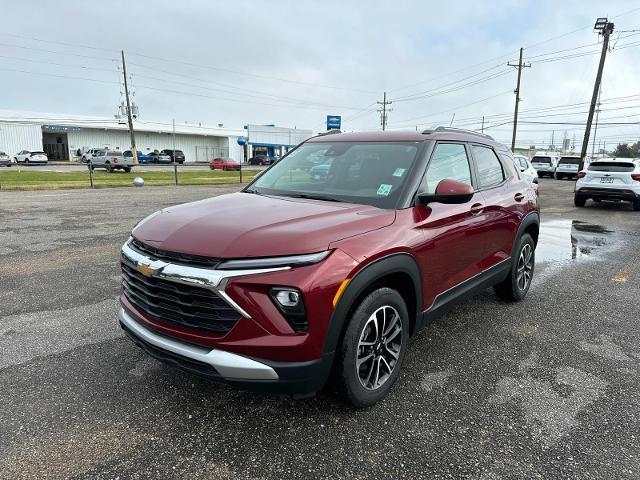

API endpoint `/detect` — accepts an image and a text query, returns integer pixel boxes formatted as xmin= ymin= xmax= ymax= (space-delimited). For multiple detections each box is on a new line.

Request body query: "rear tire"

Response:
xmin=494 ymin=233 xmax=535 ymax=302
xmin=574 ymin=195 xmax=586 ymax=207
xmin=123 ymin=167 xmax=131 ymax=173
xmin=633 ymin=199 xmax=640 ymax=211
xmin=335 ymin=287 xmax=409 ymax=408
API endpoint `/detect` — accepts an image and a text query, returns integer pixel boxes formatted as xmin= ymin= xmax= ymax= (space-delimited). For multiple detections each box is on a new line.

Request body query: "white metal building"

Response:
xmin=0 ymin=110 xmax=247 ymax=162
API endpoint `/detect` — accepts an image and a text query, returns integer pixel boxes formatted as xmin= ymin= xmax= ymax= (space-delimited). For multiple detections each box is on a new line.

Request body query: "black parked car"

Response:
xmin=248 ymin=154 xmax=272 ymax=166
xmin=160 ymin=149 xmax=185 ymax=164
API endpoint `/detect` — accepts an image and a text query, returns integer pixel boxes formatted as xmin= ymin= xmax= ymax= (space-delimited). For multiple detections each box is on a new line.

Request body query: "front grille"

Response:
xmin=121 ymin=261 xmax=240 ymax=334
xmin=130 ymin=238 xmax=220 ymax=268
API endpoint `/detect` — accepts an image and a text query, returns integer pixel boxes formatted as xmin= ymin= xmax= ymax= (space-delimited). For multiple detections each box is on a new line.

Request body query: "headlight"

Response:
xmin=217 ymin=250 xmax=331 ymax=270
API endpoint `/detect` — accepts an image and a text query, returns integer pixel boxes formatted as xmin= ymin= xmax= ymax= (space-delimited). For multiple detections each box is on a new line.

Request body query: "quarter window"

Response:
xmin=472 ymin=145 xmax=505 ymax=189
xmin=420 ymin=143 xmax=472 ymax=194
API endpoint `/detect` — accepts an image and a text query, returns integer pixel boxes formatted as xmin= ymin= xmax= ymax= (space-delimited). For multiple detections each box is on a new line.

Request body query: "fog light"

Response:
xmin=275 ymin=289 xmax=300 ymax=307
xmin=269 ymin=287 xmax=307 ymax=333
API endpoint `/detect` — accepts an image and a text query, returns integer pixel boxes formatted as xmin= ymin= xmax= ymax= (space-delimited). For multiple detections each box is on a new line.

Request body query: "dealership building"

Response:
xmin=0 ymin=110 xmax=313 ymax=162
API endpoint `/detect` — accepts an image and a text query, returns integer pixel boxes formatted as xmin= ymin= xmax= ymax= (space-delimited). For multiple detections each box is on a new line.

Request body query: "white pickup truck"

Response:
xmin=89 ymin=150 xmax=134 ymax=173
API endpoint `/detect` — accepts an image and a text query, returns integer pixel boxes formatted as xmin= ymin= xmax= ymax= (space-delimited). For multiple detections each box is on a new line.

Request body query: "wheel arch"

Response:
xmin=517 ymin=211 xmax=540 ymax=248
xmin=322 ymin=253 xmax=422 ymax=355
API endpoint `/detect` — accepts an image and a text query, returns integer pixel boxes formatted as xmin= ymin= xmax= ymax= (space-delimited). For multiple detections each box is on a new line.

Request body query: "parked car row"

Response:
xmin=530 ymin=154 xmax=582 ymax=180
xmin=80 ymin=148 xmax=185 ymax=164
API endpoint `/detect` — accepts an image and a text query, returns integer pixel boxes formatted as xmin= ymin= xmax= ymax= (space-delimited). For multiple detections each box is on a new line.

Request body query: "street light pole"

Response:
xmin=580 ymin=18 xmax=614 ymax=170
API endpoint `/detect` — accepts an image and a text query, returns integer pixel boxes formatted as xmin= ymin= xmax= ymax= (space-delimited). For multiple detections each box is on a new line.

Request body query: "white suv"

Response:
xmin=531 ymin=154 xmax=558 ymax=178
xmin=555 ymin=156 xmax=581 ymax=180
xmin=513 ymin=154 xmax=538 ymax=183
xmin=574 ymin=158 xmax=640 ymax=211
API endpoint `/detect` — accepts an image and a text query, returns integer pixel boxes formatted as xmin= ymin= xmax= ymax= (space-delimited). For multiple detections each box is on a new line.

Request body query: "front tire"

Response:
xmin=105 ymin=163 xmax=113 ymax=173
xmin=335 ymin=287 xmax=409 ymax=408
xmin=494 ymin=233 xmax=535 ymax=302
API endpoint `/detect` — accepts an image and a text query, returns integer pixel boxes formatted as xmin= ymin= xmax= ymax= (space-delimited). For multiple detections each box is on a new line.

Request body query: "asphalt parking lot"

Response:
xmin=1 ymin=179 xmax=639 ymax=479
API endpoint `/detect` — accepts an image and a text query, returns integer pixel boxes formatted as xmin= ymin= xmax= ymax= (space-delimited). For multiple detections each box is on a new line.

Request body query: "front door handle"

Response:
xmin=514 ymin=193 xmax=524 ymax=202
xmin=470 ymin=203 xmax=484 ymax=215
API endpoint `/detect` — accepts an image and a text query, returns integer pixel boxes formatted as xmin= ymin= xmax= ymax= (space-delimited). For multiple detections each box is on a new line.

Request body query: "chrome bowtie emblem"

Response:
xmin=136 ymin=262 xmax=161 ymax=277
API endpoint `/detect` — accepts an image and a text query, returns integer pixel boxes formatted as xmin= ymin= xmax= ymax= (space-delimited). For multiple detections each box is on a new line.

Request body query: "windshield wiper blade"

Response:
xmin=284 ymin=193 xmax=342 ymax=202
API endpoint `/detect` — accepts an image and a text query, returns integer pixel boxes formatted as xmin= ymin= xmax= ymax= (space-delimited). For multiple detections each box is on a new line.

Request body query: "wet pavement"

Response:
xmin=1 ymin=178 xmax=639 ymax=479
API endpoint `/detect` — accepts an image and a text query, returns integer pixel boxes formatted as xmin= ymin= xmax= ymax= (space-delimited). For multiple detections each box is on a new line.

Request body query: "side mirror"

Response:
xmin=418 ymin=179 xmax=475 ymax=205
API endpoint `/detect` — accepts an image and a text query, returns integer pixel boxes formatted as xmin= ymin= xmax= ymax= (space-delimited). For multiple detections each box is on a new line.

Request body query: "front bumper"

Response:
xmin=119 ymin=306 xmax=333 ymax=395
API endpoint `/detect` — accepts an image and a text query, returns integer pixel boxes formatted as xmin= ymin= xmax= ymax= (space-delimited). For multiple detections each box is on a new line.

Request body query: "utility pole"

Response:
xmin=591 ymin=85 xmax=602 ymax=158
xmin=377 ymin=92 xmax=392 ymax=131
xmin=121 ymin=50 xmax=138 ymax=165
xmin=172 ymin=119 xmax=178 ymax=186
xmin=507 ymin=47 xmax=531 ymax=151
xmin=580 ymin=18 xmax=614 ymax=170
xmin=481 ymin=116 xmax=485 ymax=133
xmin=551 ymin=130 xmax=555 ymax=151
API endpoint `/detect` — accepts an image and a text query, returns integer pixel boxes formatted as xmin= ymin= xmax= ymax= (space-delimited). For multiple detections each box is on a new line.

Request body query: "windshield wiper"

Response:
xmin=284 ymin=193 xmax=342 ymax=202
xmin=243 ymin=188 xmax=262 ymax=195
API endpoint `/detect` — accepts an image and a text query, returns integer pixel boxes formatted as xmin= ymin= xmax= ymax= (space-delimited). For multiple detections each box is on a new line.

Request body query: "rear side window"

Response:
xmin=472 ymin=145 xmax=505 ymax=189
xmin=421 ymin=143 xmax=472 ymax=194
xmin=588 ymin=162 xmax=635 ymax=172
xmin=532 ymin=156 xmax=551 ymax=165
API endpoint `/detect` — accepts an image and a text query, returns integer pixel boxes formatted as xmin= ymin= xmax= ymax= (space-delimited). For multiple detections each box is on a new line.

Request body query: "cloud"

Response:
xmin=0 ymin=0 xmax=638 ymax=148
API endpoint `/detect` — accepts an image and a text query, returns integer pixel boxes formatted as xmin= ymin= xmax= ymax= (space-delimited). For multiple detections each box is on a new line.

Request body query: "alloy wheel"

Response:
xmin=356 ymin=305 xmax=403 ymax=390
xmin=517 ymin=243 xmax=534 ymax=291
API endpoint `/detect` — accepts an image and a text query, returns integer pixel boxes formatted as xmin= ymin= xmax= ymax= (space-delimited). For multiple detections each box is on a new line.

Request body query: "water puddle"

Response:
xmin=536 ymin=220 xmax=614 ymax=264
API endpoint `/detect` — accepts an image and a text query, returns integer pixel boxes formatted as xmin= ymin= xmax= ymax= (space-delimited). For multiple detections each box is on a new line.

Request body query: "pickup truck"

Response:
xmin=89 ymin=150 xmax=133 ymax=172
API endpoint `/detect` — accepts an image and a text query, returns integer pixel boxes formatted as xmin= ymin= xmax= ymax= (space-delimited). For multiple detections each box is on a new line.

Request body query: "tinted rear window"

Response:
xmin=31 ymin=151 xmax=46 ymax=155
xmin=532 ymin=156 xmax=551 ymax=164
xmin=107 ymin=151 xmax=122 ymax=156
xmin=588 ymin=162 xmax=635 ymax=172
xmin=559 ymin=157 xmax=580 ymax=165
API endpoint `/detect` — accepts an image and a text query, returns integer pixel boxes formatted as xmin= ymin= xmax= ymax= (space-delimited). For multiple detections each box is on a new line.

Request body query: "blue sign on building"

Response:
xmin=326 ymin=115 xmax=341 ymax=130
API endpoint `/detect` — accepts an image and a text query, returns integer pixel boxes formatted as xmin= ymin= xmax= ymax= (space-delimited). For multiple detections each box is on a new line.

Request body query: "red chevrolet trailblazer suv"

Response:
xmin=118 ymin=127 xmax=539 ymax=407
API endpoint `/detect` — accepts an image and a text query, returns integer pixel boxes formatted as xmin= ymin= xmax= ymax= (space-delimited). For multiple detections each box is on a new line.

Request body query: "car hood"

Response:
xmin=132 ymin=192 xmax=395 ymax=258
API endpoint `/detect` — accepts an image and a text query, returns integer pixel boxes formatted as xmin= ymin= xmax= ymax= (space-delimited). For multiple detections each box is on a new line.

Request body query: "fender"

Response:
xmin=322 ymin=253 xmax=422 ymax=355
xmin=514 ymin=211 xmax=540 ymax=251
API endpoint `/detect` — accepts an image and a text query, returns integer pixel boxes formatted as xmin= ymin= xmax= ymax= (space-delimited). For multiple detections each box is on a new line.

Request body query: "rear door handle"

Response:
xmin=514 ymin=193 xmax=524 ymax=202
xmin=470 ymin=203 xmax=484 ymax=215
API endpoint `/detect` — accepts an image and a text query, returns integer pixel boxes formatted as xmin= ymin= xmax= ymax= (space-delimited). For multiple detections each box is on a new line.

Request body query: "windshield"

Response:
xmin=559 ymin=157 xmax=580 ymax=165
xmin=531 ymin=156 xmax=551 ymax=165
xmin=248 ymin=141 xmax=421 ymax=208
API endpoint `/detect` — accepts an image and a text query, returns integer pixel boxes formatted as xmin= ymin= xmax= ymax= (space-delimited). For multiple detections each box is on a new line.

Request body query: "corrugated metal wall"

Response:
xmin=67 ymin=129 xmax=229 ymax=163
xmin=0 ymin=122 xmax=43 ymax=156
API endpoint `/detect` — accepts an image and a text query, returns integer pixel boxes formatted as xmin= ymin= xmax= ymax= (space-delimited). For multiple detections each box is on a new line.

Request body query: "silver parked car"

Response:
xmin=89 ymin=150 xmax=134 ymax=173
xmin=0 ymin=151 xmax=11 ymax=167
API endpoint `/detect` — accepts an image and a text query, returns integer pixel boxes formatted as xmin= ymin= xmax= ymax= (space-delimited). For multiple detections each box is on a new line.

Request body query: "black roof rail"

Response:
xmin=421 ymin=126 xmax=494 ymax=141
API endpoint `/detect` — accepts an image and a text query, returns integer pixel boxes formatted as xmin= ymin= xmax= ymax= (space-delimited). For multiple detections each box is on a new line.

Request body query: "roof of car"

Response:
xmin=594 ymin=157 xmax=639 ymax=162
xmin=305 ymin=128 xmax=508 ymax=150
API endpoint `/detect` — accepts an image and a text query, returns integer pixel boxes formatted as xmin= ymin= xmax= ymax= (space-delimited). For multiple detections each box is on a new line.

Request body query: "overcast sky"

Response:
xmin=1 ymin=0 xmax=639 ymax=149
